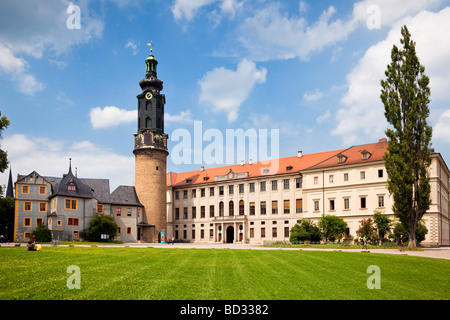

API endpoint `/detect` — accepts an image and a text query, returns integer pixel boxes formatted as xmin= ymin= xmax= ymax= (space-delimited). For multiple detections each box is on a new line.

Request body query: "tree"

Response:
xmin=392 ymin=221 xmax=428 ymax=246
xmin=0 ymin=111 xmax=10 ymax=195
xmin=373 ymin=210 xmax=393 ymax=243
xmin=356 ymin=218 xmax=376 ymax=242
xmin=85 ymin=214 xmax=118 ymax=242
xmin=31 ymin=224 xmax=52 ymax=243
xmin=289 ymin=219 xmax=321 ymax=243
xmin=318 ymin=215 xmax=347 ymax=242
xmin=381 ymin=25 xmax=432 ymax=248
xmin=0 ymin=197 xmax=14 ymax=241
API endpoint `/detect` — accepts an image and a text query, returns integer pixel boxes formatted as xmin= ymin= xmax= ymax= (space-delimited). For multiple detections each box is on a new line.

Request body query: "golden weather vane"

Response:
xmin=147 ymin=42 xmax=153 ymax=54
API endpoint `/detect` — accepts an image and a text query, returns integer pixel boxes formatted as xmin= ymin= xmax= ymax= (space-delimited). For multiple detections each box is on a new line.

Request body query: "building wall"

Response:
xmin=169 ymin=155 xmax=450 ymax=246
xmin=112 ymin=205 xmax=139 ymax=242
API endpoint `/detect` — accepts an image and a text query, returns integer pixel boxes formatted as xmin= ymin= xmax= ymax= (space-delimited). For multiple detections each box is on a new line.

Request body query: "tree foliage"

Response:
xmin=318 ymin=215 xmax=347 ymax=242
xmin=372 ymin=210 xmax=393 ymax=242
xmin=0 ymin=111 xmax=10 ymax=195
xmin=289 ymin=219 xmax=321 ymax=243
xmin=32 ymin=224 xmax=52 ymax=243
xmin=381 ymin=25 xmax=432 ymax=248
xmin=85 ymin=214 xmax=118 ymax=242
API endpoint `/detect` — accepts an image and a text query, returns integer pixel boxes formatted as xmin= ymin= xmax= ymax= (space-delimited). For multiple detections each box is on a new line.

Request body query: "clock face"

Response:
xmin=145 ymin=92 xmax=153 ymax=100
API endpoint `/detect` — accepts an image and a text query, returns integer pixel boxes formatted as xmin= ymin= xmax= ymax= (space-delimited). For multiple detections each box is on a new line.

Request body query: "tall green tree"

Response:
xmin=0 ymin=111 xmax=10 ymax=195
xmin=318 ymin=215 xmax=347 ymax=243
xmin=380 ymin=25 xmax=432 ymax=248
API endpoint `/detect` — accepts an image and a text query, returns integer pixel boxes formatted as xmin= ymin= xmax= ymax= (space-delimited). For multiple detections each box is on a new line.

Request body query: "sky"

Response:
xmin=1 ymin=0 xmax=450 ymax=193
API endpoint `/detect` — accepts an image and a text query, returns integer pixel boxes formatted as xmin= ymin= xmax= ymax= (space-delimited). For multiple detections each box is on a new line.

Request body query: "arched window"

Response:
xmin=146 ymin=116 xmax=152 ymax=128
xmin=229 ymin=201 xmax=234 ymax=216
xmin=239 ymin=200 xmax=244 ymax=215
xmin=219 ymin=201 xmax=224 ymax=217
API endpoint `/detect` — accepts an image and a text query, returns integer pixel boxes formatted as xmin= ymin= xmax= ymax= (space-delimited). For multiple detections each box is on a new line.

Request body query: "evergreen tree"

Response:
xmin=380 ymin=25 xmax=432 ymax=248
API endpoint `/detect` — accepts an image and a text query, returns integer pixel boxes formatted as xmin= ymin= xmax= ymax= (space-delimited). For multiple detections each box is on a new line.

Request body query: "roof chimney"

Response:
xmin=298 ymin=151 xmax=303 ymax=158
xmin=378 ymin=138 xmax=387 ymax=143
xmin=241 ymin=160 xmax=244 ymax=166
xmin=200 ymin=166 xmax=205 ymax=172
xmin=249 ymin=159 xmax=253 ymax=165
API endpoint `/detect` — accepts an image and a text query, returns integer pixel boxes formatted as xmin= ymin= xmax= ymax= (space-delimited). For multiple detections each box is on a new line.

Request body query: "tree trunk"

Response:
xmin=408 ymin=222 xmax=417 ymax=248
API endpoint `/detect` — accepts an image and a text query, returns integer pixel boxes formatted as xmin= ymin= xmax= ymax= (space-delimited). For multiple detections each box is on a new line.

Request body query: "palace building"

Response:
xmin=12 ymin=50 xmax=450 ymax=246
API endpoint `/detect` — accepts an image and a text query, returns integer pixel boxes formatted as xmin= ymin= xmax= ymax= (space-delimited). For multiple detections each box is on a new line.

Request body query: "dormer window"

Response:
xmin=361 ymin=150 xmax=371 ymax=160
xmin=67 ymin=184 xmax=76 ymax=191
xmin=337 ymin=154 xmax=347 ymax=164
xmin=286 ymin=166 xmax=293 ymax=171
xmin=185 ymin=179 xmax=192 ymax=184
xmin=203 ymin=177 xmax=210 ymax=182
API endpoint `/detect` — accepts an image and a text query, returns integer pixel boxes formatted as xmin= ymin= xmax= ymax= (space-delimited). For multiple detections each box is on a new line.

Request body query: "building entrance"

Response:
xmin=226 ymin=226 xmax=234 ymax=243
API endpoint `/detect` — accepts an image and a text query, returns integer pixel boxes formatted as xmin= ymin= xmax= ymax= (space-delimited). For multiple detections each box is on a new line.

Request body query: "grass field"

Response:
xmin=0 ymin=246 xmax=448 ymax=300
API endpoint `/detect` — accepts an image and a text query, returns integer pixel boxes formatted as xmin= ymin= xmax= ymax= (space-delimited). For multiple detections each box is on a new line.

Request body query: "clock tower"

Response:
xmin=134 ymin=45 xmax=169 ymax=243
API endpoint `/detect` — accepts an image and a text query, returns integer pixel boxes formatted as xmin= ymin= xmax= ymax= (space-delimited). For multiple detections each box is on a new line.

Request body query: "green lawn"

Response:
xmin=0 ymin=246 xmax=448 ymax=300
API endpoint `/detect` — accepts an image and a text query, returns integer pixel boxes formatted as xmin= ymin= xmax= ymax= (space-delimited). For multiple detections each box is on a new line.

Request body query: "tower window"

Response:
xmin=156 ymin=166 xmax=159 ymax=170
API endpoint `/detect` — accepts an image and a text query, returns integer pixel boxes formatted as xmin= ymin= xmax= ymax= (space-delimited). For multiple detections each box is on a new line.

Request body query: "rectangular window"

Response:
xmin=24 ymin=217 xmax=31 ymax=227
xmin=97 ymin=204 xmax=103 ymax=214
xmin=68 ymin=218 xmax=79 ymax=226
xmin=209 ymin=187 xmax=214 ymax=196
xmin=192 ymin=229 xmax=196 ymax=239
xmin=116 ymin=207 xmax=122 ymax=216
xmin=239 ymin=184 xmax=244 ymax=193
xmin=296 ymin=199 xmax=303 ymax=213
xmin=73 ymin=231 xmax=79 ymax=239
xmin=192 ymin=189 xmax=196 ymax=198
xmin=125 ymin=208 xmax=131 ymax=217
xmin=360 ymin=197 xmax=367 ymax=209
xmin=261 ymin=227 xmax=266 ymax=238
xmin=249 ymin=202 xmax=255 ymax=215
xmin=260 ymin=181 xmax=266 ymax=192
xmin=192 ymin=207 xmax=196 ymax=219
xmin=219 ymin=186 xmax=224 ymax=196
xmin=209 ymin=205 xmax=215 ymax=218
xmin=284 ymin=227 xmax=290 ymax=238
xmin=39 ymin=202 xmax=47 ymax=212
xmin=39 ymin=186 xmax=46 ymax=194
xmin=200 ymin=188 xmax=205 ymax=197
xmin=284 ymin=200 xmax=290 ymax=214
xmin=314 ymin=200 xmax=320 ymax=212
xmin=175 ymin=191 xmax=179 ymax=200
xmin=283 ymin=179 xmax=290 ymax=190
xmin=329 ymin=175 xmax=334 ymax=183
xmin=201 ymin=229 xmax=205 ymax=239
xmin=260 ymin=201 xmax=266 ymax=215
xmin=271 ymin=180 xmax=278 ymax=191
xmin=250 ymin=228 xmax=254 ymax=238
xmin=175 ymin=208 xmax=180 ymax=220
xmin=360 ymin=171 xmax=365 ymax=180
xmin=201 ymin=206 xmax=205 ymax=218
xmin=24 ymin=202 xmax=32 ymax=211
xmin=314 ymin=177 xmax=319 ymax=184
xmin=67 ymin=185 xmax=76 ymax=191
xmin=378 ymin=195 xmax=385 ymax=208
xmin=65 ymin=199 xmax=77 ymax=210
xmin=272 ymin=200 xmax=278 ymax=214
xmin=272 ymin=227 xmax=277 ymax=238
xmin=296 ymin=177 xmax=303 ymax=188
xmin=249 ymin=183 xmax=255 ymax=192
xmin=378 ymin=169 xmax=383 ymax=178
xmin=22 ymin=185 xmax=29 ymax=194
xmin=229 ymin=185 xmax=234 ymax=195
xmin=183 ymin=190 xmax=188 ymax=199
xmin=344 ymin=198 xmax=350 ymax=210
xmin=127 ymin=227 xmax=132 ymax=234
xmin=344 ymin=173 xmax=349 ymax=181
xmin=183 ymin=207 xmax=188 ymax=219
xmin=329 ymin=199 xmax=335 ymax=211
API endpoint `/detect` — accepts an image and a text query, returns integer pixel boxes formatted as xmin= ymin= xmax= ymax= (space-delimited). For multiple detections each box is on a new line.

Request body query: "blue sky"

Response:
xmin=1 ymin=0 xmax=450 ymax=192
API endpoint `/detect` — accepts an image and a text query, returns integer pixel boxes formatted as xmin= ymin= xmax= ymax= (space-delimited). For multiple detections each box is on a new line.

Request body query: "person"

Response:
xmin=362 ymin=236 xmax=367 ymax=250
xmin=399 ymin=234 xmax=404 ymax=251
xmin=35 ymin=241 xmax=42 ymax=251
xmin=27 ymin=241 xmax=36 ymax=251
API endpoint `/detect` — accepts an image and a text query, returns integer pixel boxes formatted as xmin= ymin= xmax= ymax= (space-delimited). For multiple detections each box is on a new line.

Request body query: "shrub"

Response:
xmin=31 ymin=224 xmax=52 ymax=242
xmin=85 ymin=214 xmax=118 ymax=242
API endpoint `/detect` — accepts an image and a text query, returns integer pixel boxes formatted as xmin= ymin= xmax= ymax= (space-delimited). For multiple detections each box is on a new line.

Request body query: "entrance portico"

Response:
xmin=213 ymin=216 xmax=248 ymax=243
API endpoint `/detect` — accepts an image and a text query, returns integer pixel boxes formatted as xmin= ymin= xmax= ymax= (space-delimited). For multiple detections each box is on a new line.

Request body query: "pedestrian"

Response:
xmin=399 ymin=234 xmax=404 ymax=251
xmin=27 ymin=241 xmax=36 ymax=251
xmin=362 ymin=236 xmax=367 ymax=250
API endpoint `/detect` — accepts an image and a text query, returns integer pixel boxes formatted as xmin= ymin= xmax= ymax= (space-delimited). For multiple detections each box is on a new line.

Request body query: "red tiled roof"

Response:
xmin=166 ymin=139 xmax=389 ymax=187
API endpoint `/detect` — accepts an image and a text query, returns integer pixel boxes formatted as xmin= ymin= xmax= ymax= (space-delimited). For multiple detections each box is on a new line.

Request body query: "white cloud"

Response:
xmin=172 ymin=0 xmax=216 ymax=22
xmin=303 ymin=89 xmax=324 ymax=102
xmin=90 ymin=106 xmax=137 ymax=129
xmin=0 ymin=0 xmax=103 ymax=94
xmin=332 ymin=7 xmax=450 ymax=145
xmin=171 ymin=0 xmax=243 ymax=24
xmin=0 ymin=43 xmax=44 ymax=95
xmin=1 ymin=134 xmax=134 ymax=192
xmin=165 ymin=110 xmax=194 ymax=124
xmin=317 ymin=110 xmax=331 ymax=124
xmin=434 ymin=110 xmax=450 ymax=143
xmin=198 ymin=59 xmax=267 ymax=122
xmin=125 ymin=40 xmax=138 ymax=55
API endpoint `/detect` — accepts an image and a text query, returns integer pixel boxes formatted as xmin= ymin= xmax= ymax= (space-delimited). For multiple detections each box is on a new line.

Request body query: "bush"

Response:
xmin=31 ymin=224 xmax=52 ymax=242
xmin=85 ymin=214 xmax=118 ymax=242
xmin=289 ymin=219 xmax=321 ymax=243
